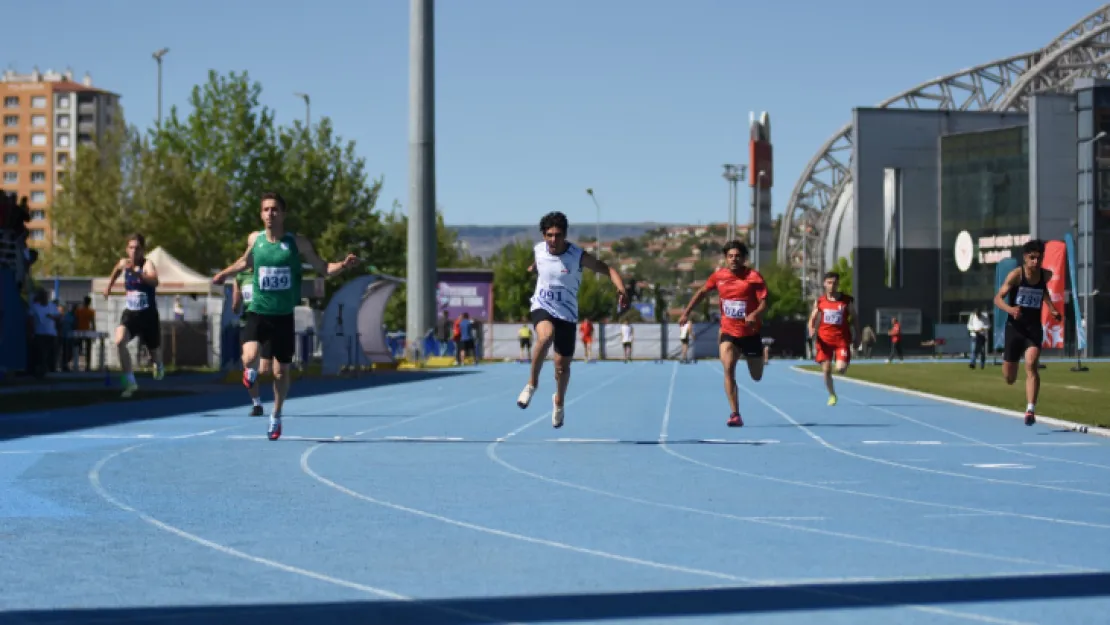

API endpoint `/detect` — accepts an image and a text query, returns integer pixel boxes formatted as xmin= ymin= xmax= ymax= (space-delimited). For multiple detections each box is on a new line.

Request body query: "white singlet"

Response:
xmin=530 ymin=241 xmax=584 ymax=322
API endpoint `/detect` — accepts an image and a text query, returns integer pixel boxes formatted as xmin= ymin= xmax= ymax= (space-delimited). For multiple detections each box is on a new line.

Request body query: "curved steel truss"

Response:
xmin=780 ymin=4 xmax=1110 ymax=300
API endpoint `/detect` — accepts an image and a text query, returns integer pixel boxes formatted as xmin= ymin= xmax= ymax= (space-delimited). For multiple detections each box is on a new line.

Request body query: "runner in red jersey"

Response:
xmin=678 ymin=241 xmax=769 ymax=427
xmin=807 ymin=271 xmax=858 ymax=406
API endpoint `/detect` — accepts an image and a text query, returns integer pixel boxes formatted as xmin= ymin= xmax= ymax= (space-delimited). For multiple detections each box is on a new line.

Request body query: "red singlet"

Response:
xmin=705 ymin=267 xmax=767 ymax=338
xmin=814 ymin=294 xmax=852 ymax=363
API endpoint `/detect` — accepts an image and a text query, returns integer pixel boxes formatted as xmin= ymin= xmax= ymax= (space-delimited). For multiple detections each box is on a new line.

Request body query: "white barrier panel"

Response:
xmin=478 ymin=322 xmax=722 ymax=361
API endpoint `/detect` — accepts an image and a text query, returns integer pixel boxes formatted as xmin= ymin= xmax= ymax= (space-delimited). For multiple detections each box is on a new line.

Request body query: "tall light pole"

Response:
xmin=722 ymin=164 xmax=745 ymax=242
xmin=294 ymin=92 xmax=311 ymax=131
xmin=152 ymin=48 xmax=169 ymax=126
xmin=406 ymin=0 xmax=437 ymax=362
xmin=585 ymin=188 xmax=602 ymax=256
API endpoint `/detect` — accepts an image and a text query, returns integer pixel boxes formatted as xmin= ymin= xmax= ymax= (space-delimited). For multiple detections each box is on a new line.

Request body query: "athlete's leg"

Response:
xmin=519 ymin=317 xmax=553 ymax=409
xmin=552 ymin=333 xmax=577 ymax=426
xmin=719 ymin=339 xmax=740 ymax=415
xmin=114 ymin=325 xmax=133 ymax=375
xmin=1022 ymin=344 xmax=1041 ymax=424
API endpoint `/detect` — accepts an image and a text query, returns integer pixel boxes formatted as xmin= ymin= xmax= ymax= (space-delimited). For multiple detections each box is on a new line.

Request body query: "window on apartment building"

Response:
xmin=30 ymin=210 xmax=45 ymax=221
xmin=2 ymin=172 xmax=16 ymax=184
xmin=3 ymin=115 xmax=17 ymax=127
xmin=31 ymin=115 xmax=46 ymax=128
xmin=3 ymin=96 xmax=17 ymax=108
xmin=56 ymin=114 xmax=70 ymax=128
xmin=30 ymin=96 xmax=46 ymax=109
xmin=31 ymin=153 xmax=45 ymax=165
xmin=31 ymin=133 xmax=46 ymax=147
xmin=3 ymin=135 xmax=17 ymax=147
xmin=56 ymin=134 xmax=70 ymax=148
xmin=2 ymin=154 xmax=15 ymax=166
xmin=56 ymin=152 xmax=68 ymax=166
xmin=56 ymin=95 xmax=70 ymax=108
xmin=30 ymin=191 xmax=46 ymax=204
xmin=29 ymin=229 xmax=45 ymax=241
xmin=30 ymin=171 xmax=45 ymax=184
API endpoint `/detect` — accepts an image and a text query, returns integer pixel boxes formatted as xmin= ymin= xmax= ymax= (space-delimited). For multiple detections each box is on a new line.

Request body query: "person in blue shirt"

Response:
xmin=458 ymin=312 xmax=475 ymax=365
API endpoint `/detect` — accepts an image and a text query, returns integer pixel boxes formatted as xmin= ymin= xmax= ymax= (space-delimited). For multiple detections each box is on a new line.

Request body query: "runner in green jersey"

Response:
xmin=233 ymin=268 xmax=270 ymax=416
xmin=214 ymin=191 xmax=359 ymax=441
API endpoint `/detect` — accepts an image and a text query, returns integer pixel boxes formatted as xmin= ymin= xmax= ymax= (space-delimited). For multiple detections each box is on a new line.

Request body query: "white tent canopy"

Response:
xmin=91 ymin=246 xmax=220 ymax=295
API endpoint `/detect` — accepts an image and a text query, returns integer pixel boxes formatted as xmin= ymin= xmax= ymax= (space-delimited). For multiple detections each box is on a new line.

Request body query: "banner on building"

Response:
xmin=1041 ymin=240 xmax=1067 ymax=349
xmin=993 ymin=257 xmax=1018 ymax=351
xmin=1064 ymin=232 xmax=1085 ymax=351
xmin=436 ymin=270 xmax=494 ymax=324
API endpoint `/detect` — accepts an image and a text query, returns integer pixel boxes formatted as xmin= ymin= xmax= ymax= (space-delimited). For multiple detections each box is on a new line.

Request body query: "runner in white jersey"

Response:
xmin=517 ymin=211 xmax=630 ymax=427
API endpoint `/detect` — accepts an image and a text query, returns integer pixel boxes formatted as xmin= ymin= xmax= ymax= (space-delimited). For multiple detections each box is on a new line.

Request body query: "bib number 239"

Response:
xmin=259 ymin=267 xmax=292 ymax=291
xmin=538 ymin=288 xmax=563 ymax=302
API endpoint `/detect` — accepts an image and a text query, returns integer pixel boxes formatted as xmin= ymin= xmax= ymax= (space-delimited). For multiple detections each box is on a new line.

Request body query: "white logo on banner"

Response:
xmin=954 ymin=230 xmax=974 ymax=272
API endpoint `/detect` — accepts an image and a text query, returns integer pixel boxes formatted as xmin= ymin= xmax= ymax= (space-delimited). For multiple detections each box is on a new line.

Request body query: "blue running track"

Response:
xmin=2 ymin=361 xmax=1109 ymax=624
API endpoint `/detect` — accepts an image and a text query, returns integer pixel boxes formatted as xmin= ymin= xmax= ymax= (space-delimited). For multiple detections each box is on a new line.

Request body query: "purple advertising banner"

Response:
xmin=435 ymin=270 xmax=494 ymax=323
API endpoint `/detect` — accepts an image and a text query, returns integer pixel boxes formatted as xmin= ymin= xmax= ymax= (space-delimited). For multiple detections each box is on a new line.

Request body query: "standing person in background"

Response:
xmin=458 ymin=312 xmax=475 ymax=364
xmin=860 ymin=325 xmax=876 ymax=359
xmin=517 ymin=323 xmax=532 ymax=361
xmin=579 ymin=319 xmax=594 ymax=362
xmin=620 ymin=320 xmax=634 ymax=362
xmin=887 ymin=318 xmax=903 ymax=363
xmin=679 ymin=318 xmax=694 ymax=363
xmin=967 ymin=308 xmax=988 ymax=370
xmin=74 ymin=296 xmax=95 ymax=371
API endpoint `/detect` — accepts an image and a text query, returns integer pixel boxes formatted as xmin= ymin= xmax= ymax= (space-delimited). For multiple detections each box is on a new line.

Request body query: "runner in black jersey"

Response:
xmin=103 ymin=233 xmax=165 ymax=398
xmin=993 ymin=239 xmax=1062 ymax=425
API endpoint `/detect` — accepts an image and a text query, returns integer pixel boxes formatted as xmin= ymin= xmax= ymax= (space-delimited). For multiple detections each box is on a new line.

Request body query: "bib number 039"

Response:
xmin=259 ymin=267 xmax=292 ymax=291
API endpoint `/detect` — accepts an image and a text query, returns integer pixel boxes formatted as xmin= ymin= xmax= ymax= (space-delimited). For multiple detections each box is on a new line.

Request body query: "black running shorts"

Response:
xmin=119 ymin=309 xmax=161 ymax=350
xmin=242 ymin=312 xmax=296 ymax=364
xmin=530 ymin=309 xmax=576 ymax=357
xmin=1003 ymin=323 xmax=1041 ymax=363
xmin=239 ymin=311 xmax=273 ymax=360
xmin=719 ymin=332 xmax=762 ymax=358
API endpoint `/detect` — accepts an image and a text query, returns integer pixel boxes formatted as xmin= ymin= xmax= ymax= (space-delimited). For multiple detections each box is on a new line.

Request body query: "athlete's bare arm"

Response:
xmin=993 ymin=268 xmax=1022 ymax=318
xmin=103 ymin=260 xmax=125 ymax=298
xmin=293 ymin=234 xmax=359 ymax=277
xmin=806 ymin=298 xmax=821 ymax=338
xmin=678 ymin=282 xmax=714 ymax=326
xmin=1040 ymin=269 xmax=1063 ymax=321
xmin=213 ymin=232 xmax=260 ymax=284
xmin=579 ymin=251 xmax=629 ymax=310
xmin=140 ymin=260 xmax=159 ymax=288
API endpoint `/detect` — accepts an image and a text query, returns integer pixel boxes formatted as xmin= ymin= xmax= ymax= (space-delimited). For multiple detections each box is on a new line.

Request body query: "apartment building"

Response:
xmin=1 ymin=68 xmax=120 ymax=248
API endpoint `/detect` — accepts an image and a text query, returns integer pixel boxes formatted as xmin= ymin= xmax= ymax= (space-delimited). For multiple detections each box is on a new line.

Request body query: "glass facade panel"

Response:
xmin=939 ymin=126 xmax=1030 ymax=323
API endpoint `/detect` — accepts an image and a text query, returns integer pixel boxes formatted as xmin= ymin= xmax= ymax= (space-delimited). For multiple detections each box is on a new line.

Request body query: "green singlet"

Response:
xmin=236 ymin=269 xmax=254 ymax=328
xmin=248 ymin=232 xmax=302 ymax=316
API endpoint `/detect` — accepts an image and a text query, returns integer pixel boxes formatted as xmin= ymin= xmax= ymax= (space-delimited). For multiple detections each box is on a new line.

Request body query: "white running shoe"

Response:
xmin=552 ymin=394 xmax=564 ymax=428
xmin=517 ymin=384 xmax=536 ymax=409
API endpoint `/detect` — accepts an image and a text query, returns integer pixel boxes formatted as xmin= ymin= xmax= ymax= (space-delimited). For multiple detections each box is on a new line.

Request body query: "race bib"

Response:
xmin=1015 ymin=286 xmax=1042 ymax=309
xmin=721 ymin=299 xmax=747 ymax=319
xmin=258 ymin=266 xmax=292 ymax=291
xmin=241 ymin=283 xmax=253 ymax=303
xmin=822 ymin=309 xmax=843 ymax=325
xmin=125 ymin=291 xmax=148 ymax=311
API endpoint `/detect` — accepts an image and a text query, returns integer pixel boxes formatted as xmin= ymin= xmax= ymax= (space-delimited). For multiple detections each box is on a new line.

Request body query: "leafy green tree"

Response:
xmin=831 ymin=255 xmax=853 ymax=296
xmin=42 ymin=115 xmax=139 ymax=276
xmin=489 ymin=240 xmax=535 ymax=322
xmin=760 ymin=262 xmax=807 ymax=320
xmin=578 ymin=269 xmax=618 ymax=321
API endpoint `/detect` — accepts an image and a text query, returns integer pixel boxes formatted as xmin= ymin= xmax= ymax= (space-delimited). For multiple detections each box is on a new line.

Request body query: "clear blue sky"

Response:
xmin=5 ymin=0 xmax=1096 ymax=228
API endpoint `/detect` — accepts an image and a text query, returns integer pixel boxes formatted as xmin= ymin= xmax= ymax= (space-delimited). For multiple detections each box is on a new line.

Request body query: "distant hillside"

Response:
xmin=448 ymin=222 xmax=682 ymax=258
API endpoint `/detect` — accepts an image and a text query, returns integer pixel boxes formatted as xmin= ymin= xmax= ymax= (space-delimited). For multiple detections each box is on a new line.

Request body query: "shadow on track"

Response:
xmin=0 ymin=370 xmax=480 ymax=443
xmin=6 ymin=571 xmax=1109 ymax=624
